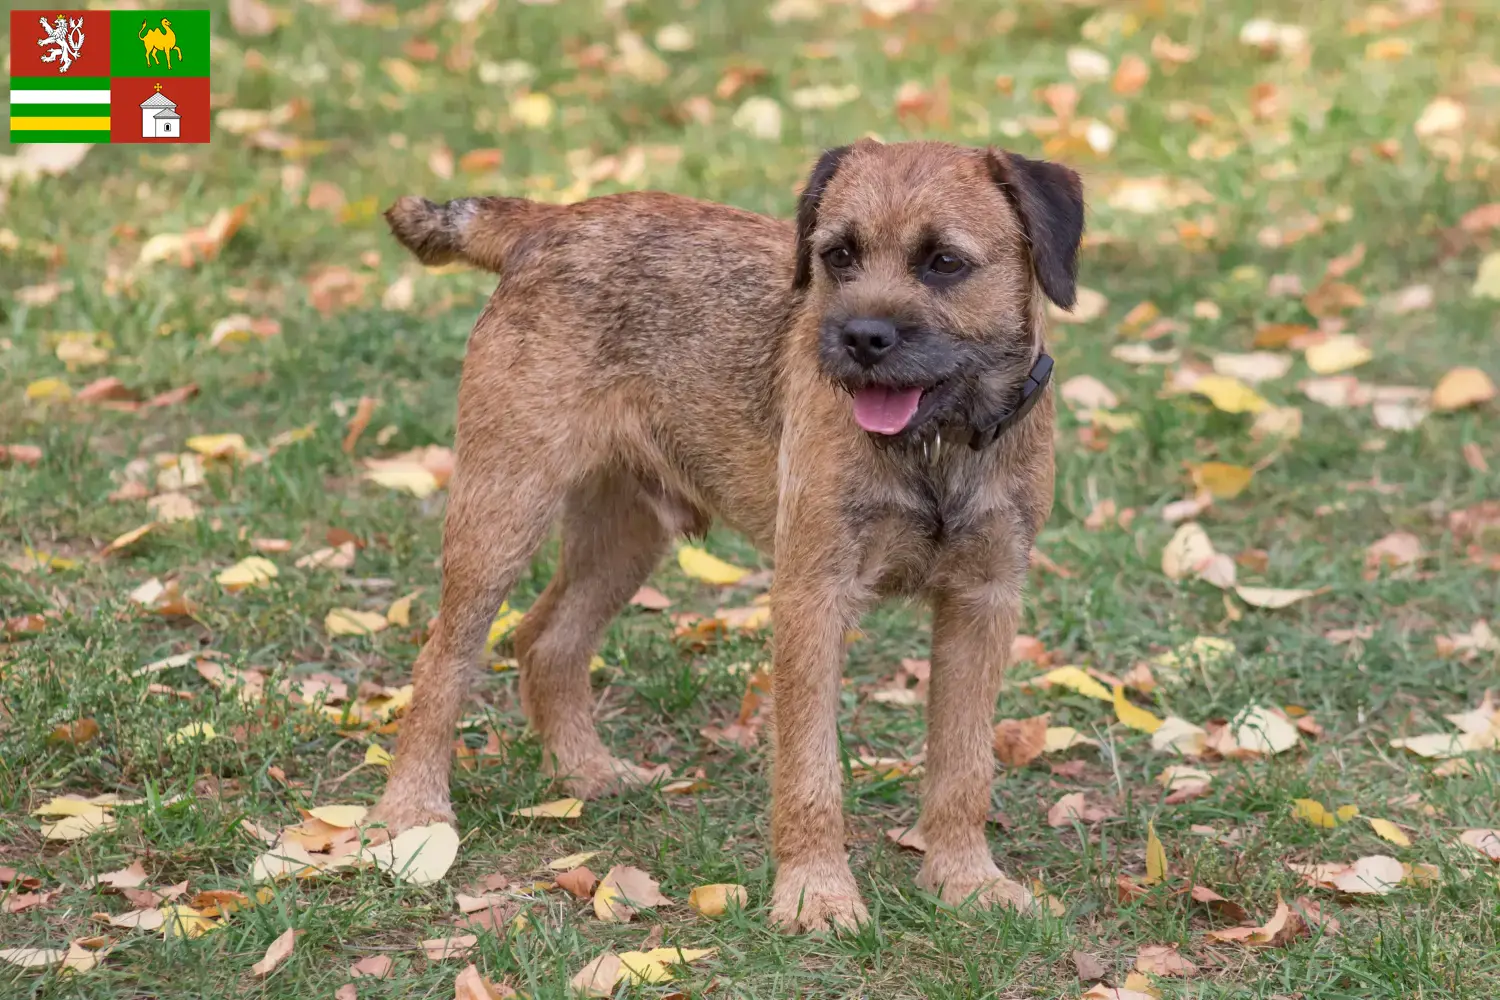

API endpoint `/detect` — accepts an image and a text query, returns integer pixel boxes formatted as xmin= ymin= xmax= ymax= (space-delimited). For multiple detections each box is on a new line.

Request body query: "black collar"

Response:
xmin=966 ymin=353 xmax=1054 ymax=451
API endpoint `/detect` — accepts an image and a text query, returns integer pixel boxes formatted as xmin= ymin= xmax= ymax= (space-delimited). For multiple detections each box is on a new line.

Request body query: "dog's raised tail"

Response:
xmin=385 ymin=195 xmax=546 ymax=274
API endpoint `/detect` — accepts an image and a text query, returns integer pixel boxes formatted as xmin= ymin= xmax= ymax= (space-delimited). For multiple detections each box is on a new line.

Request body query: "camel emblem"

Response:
xmin=139 ymin=17 xmax=183 ymax=69
xmin=37 ymin=14 xmax=86 ymax=74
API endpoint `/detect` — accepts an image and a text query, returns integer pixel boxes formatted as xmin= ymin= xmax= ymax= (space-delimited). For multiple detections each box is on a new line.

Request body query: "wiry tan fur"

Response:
xmin=369 ymin=140 xmax=1083 ymax=932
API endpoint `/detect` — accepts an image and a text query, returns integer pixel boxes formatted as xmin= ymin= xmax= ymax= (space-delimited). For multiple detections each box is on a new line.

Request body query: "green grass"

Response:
xmin=3 ymin=0 xmax=1500 ymax=997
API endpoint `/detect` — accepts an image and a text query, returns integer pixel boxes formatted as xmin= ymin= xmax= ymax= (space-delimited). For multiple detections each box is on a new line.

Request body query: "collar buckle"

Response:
xmin=967 ymin=353 xmax=1054 ymax=451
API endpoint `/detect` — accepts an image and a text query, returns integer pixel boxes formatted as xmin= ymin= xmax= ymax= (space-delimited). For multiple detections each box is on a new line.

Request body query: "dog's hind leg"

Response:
xmin=369 ymin=367 xmax=583 ymax=834
xmin=512 ymin=466 xmax=673 ymax=798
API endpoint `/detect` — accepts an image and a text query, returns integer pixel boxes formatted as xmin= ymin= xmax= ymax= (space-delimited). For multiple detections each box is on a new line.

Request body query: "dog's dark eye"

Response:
xmin=927 ymin=252 xmax=967 ymax=275
xmin=823 ymin=246 xmax=854 ymax=270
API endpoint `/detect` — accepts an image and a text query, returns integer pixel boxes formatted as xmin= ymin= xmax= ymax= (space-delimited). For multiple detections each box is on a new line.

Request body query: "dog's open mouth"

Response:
xmin=851 ymin=385 xmax=928 ymax=435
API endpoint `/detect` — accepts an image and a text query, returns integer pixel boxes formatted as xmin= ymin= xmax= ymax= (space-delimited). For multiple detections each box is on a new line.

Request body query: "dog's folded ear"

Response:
xmin=986 ymin=150 xmax=1085 ymax=310
xmin=793 ymin=145 xmax=854 ymax=289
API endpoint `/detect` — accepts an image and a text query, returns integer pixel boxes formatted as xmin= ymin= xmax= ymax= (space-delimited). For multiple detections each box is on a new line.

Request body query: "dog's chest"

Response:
xmin=855 ymin=464 xmax=987 ymax=597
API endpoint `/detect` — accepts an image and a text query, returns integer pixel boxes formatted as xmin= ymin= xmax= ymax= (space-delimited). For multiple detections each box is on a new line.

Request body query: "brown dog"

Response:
xmin=368 ymin=139 xmax=1083 ymax=932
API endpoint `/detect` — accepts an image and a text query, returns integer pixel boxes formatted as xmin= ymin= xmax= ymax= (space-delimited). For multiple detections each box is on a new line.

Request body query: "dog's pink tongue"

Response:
xmin=851 ymin=386 xmax=923 ymax=434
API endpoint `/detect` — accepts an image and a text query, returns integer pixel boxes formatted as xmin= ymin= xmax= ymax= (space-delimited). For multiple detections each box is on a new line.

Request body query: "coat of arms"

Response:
xmin=37 ymin=13 xmax=86 ymax=74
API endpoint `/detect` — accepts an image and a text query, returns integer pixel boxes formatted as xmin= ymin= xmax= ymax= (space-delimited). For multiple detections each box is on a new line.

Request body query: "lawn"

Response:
xmin=3 ymin=0 xmax=1500 ymax=997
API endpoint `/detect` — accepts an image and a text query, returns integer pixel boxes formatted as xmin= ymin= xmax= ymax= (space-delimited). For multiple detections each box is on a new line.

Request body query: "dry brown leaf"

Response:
xmin=349 ymin=955 xmax=394 ymax=979
xmin=993 ymin=713 xmax=1051 ymax=767
xmin=422 ymin=934 xmax=478 ymax=961
xmin=1135 ymin=943 xmax=1197 ymax=977
xmin=1047 ymin=792 xmax=1113 ymax=827
xmin=454 ymin=963 xmax=516 ymax=999
xmin=1189 ymin=884 xmax=1249 ymax=923
xmin=885 ymin=825 xmax=928 ymax=852
xmin=556 ymin=866 xmax=599 ymax=899
xmin=630 ymin=586 xmax=673 ymax=610
xmin=570 ymin=952 xmax=624 ymax=997
xmin=1073 ymin=950 xmax=1107 ymax=982
xmin=251 ymin=928 xmax=299 ymax=977
xmin=593 ymin=866 xmax=671 ymax=923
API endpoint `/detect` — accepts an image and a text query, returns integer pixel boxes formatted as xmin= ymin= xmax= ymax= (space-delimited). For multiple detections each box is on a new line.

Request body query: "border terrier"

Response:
xmin=369 ymin=139 xmax=1083 ymax=932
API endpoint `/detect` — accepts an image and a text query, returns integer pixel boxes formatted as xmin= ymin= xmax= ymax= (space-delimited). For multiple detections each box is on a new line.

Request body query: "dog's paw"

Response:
xmin=553 ymin=755 xmax=668 ymax=800
xmin=769 ymin=865 xmax=869 ymax=934
xmin=365 ymin=792 xmax=456 ymax=836
xmin=916 ymin=856 xmax=1034 ymax=913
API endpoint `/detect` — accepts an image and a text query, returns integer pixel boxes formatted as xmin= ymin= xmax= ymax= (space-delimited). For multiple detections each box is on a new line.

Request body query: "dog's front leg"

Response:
xmin=914 ymin=544 xmax=1034 ymax=913
xmin=767 ymin=568 xmax=869 ymax=933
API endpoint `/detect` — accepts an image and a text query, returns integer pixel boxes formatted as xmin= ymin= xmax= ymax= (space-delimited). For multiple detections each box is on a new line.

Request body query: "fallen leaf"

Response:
xmin=547 ymin=851 xmax=600 ymax=871
xmin=1368 ymin=818 xmax=1411 ymax=847
xmin=161 ymin=904 xmax=218 ymax=939
xmin=993 ymin=713 xmax=1051 ymax=766
xmin=1050 ymin=286 xmax=1108 ymax=323
xmin=1190 ymin=462 xmax=1254 ymax=499
xmin=1135 ymin=944 xmax=1197 ymax=977
xmin=307 ymin=805 xmax=368 ymax=828
xmin=1073 ymin=950 xmax=1108 ymax=982
xmin=0 ymin=947 xmax=66 ymax=969
xmin=218 ymin=556 xmax=279 ymax=591
xmin=103 ymin=523 xmax=155 ymax=555
xmin=42 ymin=811 xmax=116 ymax=841
xmin=376 ymin=822 xmax=459 ymax=885
xmin=676 ymin=546 xmax=748 ymax=585
xmin=1305 ymin=335 xmax=1373 ymax=375
xmin=1081 ymin=986 xmax=1155 ymax=1000
xmin=571 ymin=952 xmax=625 ymax=997
xmin=1190 ymin=884 xmax=1249 ymax=923
xmin=1331 ymin=855 xmax=1404 ymax=894
xmin=1040 ymin=665 xmax=1113 ymax=702
xmin=49 ymin=717 xmax=101 ymax=746
xmin=454 ymin=963 xmax=515 ymax=999
xmin=1232 ymin=704 xmax=1301 ymax=755
xmin=91 ymin=861 xmax=148 ymax=889
xmin=165 ymin=721 xmax=217 ymax=746
xmin=1047 ymin=792 xmax=1113 ymax=827
xmin=1460 ymin=829 xmax=1500 ymax=861
xmin=350 ymin=955 xmax=394 ymax=979
xmin=1113 ymin=686 xmax=1163 ymax=734
xmin=1162 ymin=522 xmax=1215 ymax=581
xmin=688 ymin=883 xmax=747 ymax=918
xmin=1044 ymin=727 xmax=1101 ymax=752
xmin=885 ymin=825 xmax=928 ymax=852
xmin=1190 ymin=374 xmax=1269 ymax=414
xmin=1431 ymin=367 xmax=1497 ymax=411
xmin=326 ymin=608 xmax=389 ymax=636
xmin=421 ymin=934 xmax=478 ymax=961
xmin=1473 ymin=253 xmax=1500 ymax=300
xmin=1294 ymin=799 xmax=1357 ymax=829
xmin=251 ymin=928 xmax=298 ymax=977
xmin=556 ymin=866 xmax=598 ymax=899
xmin=1235 ymin=586 xmax=1316 ymax=609
xmin=512 ymin=798 xmax=582 ymax=820
xmin=1151 ymin=717 xmax=1208 ymax=756
xmin=1061 ymin=375 xmax=1119 ymax=411
xmin=1389 ymin=732 xmax=1470 ymax=758
xmin=593 ymin=866 xmax=670 ymax=923
xmin=630 ymin=586 xmax=673 ymax=610
xmin=1145 ymin=822 xmax=1168 ymax=884
xmin=25 ymin=377 xmax=73 ymax=403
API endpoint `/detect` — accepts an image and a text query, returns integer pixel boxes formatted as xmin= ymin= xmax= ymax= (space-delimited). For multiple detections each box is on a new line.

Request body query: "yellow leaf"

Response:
xmin=616 ymin=952 xmax=674 ymax=985
xmin=375 ymin=822 xmax=460 ymax=885
xmin=1235 ymin=586 xmax=1316 ymax=609
xmin=103 ymin=523 xmax=155 ymax=555
xmin=325 ymin=608 xmax=389 ymax=636
xmin=1368 ymin=817 xmax=1411 ymax=846
xmin=364 ymin=744 xmax=393 ymax=767
xmin=1294 ymin=798 xmax=1338 ymax=828
xmin=165 ymin=721 xmax=217 ymax=746
xmin=218 ymin=556 xmax=279 ymax=591
xmin=386 ymin=591 xmax=419 ymax=627
xmin=161 ymin=905 xmax=218 ymax=939
xmin=1190 ymin=374 xmax=1269 ymax=414
xmin=638 ymin=946 xmax=716 ymax=965
xmin=676 ymin=546 xmax=749 ymax=585
xmin=1113 ymin=685 xmax=1164 ymax=734
xmin=26 ymin=377 xmax=73 ymax=402
xmin=688 ymin=883 xmax=747 ymax=917
xmin=1144 ymin=822 xmax=1167 ymax=884
xmin=486 ymin=602 xmax=525 ymax=647
xmin=547 ymin=850 xmax=600 ymax=871
xmin=33 ymin=796 xmax=112 ymax=818
xmin=513 ymin=797 xmax=582 ymax=819
xmin=1040 ymin=665 xmax=1113 ymax=702
xmin=1336 ymin=804 xmax=1360 ymax=822
xmin=1431 ymin=366 xmax=1497 ymax=411
xmin=1150 ymin=716 xmax=1208 ymax=755
xmin=510 ymin=92 xmax=555 ymax=129
xmin=307 ymin=805 xmax=368 ymax=828
xmin=1190 ymin=462 xmax=1255 ymax=500
xmin=41 ymin=812 xmax=116 ymax=841
xmin=363 ymin=464 xmax=439 ymax=497
xmin=1473 ymin=251 xmax=1500 ymax=299
xmin=185 ymin=433 xmax=250 ymax=460
xmin=1043 ymin=726 xmax=1101 ymax=752
xmin=381 ymin=56 xmax=423 ymax=92
xmin=1389 ymin=732 xmax=1469 ymax=758
xmin=1304 ymin=335 xmax=1373 ymax=375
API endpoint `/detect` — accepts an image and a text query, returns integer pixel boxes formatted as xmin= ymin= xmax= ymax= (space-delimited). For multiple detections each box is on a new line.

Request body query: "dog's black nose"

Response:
xmin=841 ymin=317 xmax=899 ymax=368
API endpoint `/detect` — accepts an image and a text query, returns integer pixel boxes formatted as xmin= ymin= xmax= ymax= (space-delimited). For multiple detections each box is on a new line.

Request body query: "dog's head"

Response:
xmin=793 ymin=140 xmax=1083 ymax=442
